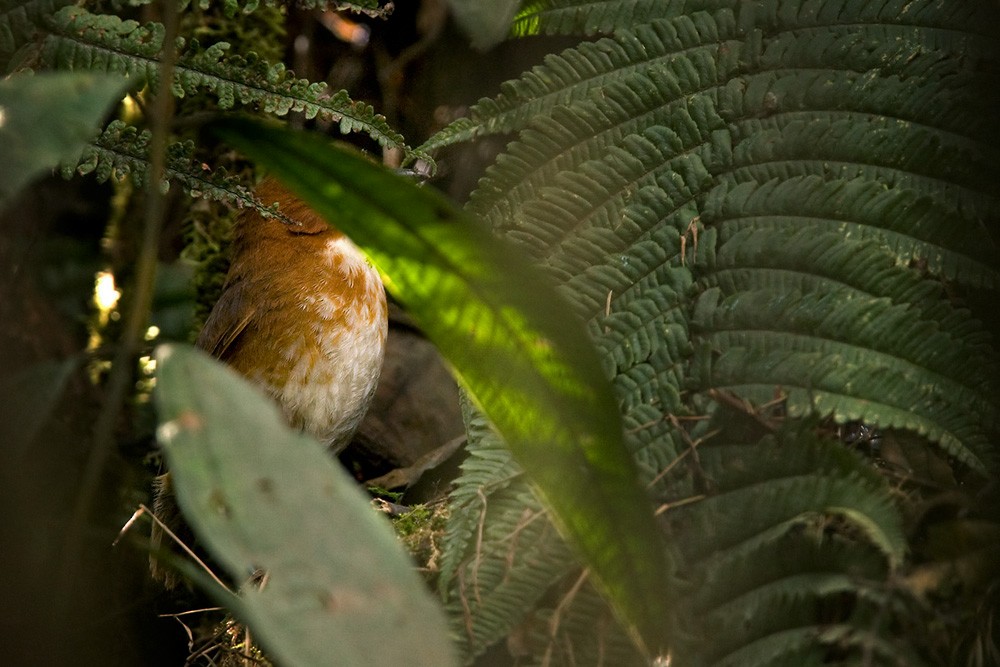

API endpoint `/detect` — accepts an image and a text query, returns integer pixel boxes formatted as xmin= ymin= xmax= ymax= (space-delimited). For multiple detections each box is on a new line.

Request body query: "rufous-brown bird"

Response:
xmin=151 ymin=177 xmax=387 ymax=585
xmin=195 ymin=177 xmax=388 ymax=449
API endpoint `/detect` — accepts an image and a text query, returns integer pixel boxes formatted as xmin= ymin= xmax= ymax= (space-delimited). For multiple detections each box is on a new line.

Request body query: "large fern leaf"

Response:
xmin=431 ymin=0 xmax=1000 ymax=663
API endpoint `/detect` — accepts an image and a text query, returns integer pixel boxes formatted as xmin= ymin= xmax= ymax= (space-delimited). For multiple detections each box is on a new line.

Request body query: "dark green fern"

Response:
xmin=2 ymin=0 xmax=417 ymax=214
xmin=427 ymin=0 xmax=1000 ymax=664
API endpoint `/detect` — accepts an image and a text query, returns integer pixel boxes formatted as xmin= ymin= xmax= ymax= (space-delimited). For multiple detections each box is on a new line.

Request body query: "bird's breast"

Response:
xmin=232 ymin=233 xmax=388 ymax=451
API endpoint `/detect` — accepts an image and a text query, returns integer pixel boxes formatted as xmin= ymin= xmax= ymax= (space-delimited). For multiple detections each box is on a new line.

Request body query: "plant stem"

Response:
xmin=54 ymin=0 xmax=180 ymax=625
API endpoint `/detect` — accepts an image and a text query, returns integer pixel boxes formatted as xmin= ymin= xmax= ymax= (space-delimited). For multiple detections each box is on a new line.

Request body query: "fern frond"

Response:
xmin=672 ymin=440 xmax=906 ymax=565
xmin=436 ymin=0 xmax=1000 ymax=662
xmin=473 ymin=127 xmax=707 ymax=479
xmin=702 ymin=226 xmax=996 ymax=378
xmin=64 ymin=120 xmax=283 ymax=219
xmin=703 ymin=176 xmax=999 ymax=288
xmin=472 ymin=99 xmax=728 ymax=246
xmin=40 ymin=7 xmax=426 ymax=162
xmin=690 ymin=278 xmax=997 ymax=470
xmin=511 ymin=0 xmax=995 ymax=39
xmin=691 ymin=535 xmax=887 ymax=614
xmin=698 ymin=613 xmax=924 ymax=667
xmin=693 ymin=349 xmax=993 ymax=472
xmin=489 ymin=431 xmax=912 ymax=667
xmin=663 ymin=433 xmax=914 ymax=667
xmin=728 ymin=114 xmax=999 ymax=203
xmin=524 ymin=578 xmax=646 ymax=666
xmin=422 ymin=11 xmax=739 ymax=151
xmin=434 ymin=3 xmax=997 ymax=152
xmin=439 ymin=402 xmax=576 ymax=662
xmin=439 ymin=135 xmax=701 ymax=658
xmin=41 ymin=8 xmax=164 ymax=75
xmin=0 ymin=0 xmax=71 ymax=56
xmin=178 ymin=40 xmax=422 ymax=157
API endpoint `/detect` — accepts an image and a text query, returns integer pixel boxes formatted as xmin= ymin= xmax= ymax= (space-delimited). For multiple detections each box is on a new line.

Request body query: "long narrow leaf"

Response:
xmin=211 ymin=117 xmax=674 ymax=653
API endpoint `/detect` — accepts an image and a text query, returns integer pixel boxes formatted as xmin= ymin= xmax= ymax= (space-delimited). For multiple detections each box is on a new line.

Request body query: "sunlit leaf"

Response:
xmin=211 ymin=117 xmax=674 ymax=653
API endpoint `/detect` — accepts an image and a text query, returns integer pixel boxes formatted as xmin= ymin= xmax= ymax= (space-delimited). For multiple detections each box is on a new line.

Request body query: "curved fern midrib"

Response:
xmin=425 ymin=33 xmax=744 ymax=148
xmin=438 ymin=14 xmax=988 ymax=152
xmin=727 ymin=156 xmax=1000 ymax=202
xmin=706 ymin=192 xmax=984 ymax=241
xmin=494 ymin=122 xmax=995 ymax=289
xmin=699 ymin=265 xmax=977 ymax=337
xmin=698 ymin=327 xmax=996 ymax=418
xmin=732 ymin=109 xmax=1000 ymax=179
xmin=730 ymin=116 xmax=991 ymax=156
xmin=677 ymin=490 xmax=898 ymax=566
xmin=477 ymin=95 xmax=990 ymax=230
xmin=715 ymin=215 xmax=999 ymax=283
xmin=699 ymin=381 xmax=985 ymax=469
xmin=43 ymin=29 xmax=415 ymax=156
xmin=726 ymin=164 xmax=1000 ymax=218
xmin=698 ymin=571 xmax=870 ymax=620
xmin=707 ymin=623 xmax=900 ymax=667
xmin=423 ymin=14 xmax=742 ymax=145
xmin=514 ymin=0 xmax=999 ymax=40
xmin=772 ymin=21 xmax=994 ymax=40
xmin=687 ymin=534 xmax=889 ymax=610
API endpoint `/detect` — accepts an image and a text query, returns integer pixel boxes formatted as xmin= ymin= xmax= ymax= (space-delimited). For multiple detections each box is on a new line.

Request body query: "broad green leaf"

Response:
xmin=0 ymin=72 xmax=128 ymax=210
xmin=211 ymin=118 xmax=674 ymax=653
xmin=444 ymin=0 xmax=521 ymax=50
xmin=153 ymin=343 xmax=456 ymax=667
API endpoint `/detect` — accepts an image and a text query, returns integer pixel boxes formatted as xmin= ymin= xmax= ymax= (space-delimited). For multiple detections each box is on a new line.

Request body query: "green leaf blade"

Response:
xmin=211 ymin=118 xmax=675 ymax=654
xmin=154 ymin=343 xmax=457 ymax=667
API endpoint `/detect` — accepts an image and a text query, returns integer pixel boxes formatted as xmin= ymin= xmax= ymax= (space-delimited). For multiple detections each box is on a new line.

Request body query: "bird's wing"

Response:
xmin=195 ymin=277 xmax=257 ymax=360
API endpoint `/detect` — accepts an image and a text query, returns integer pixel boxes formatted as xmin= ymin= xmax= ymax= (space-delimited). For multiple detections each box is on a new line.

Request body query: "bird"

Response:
xmin=150 ymin=176 xmax=387 ymax=585
xmin=194 ymin=177 xmax=388 ymax=450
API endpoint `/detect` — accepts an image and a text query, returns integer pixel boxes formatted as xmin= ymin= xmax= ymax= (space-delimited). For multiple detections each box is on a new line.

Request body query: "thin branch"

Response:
xmin=139 ymin=503 xmax=234 ymax=594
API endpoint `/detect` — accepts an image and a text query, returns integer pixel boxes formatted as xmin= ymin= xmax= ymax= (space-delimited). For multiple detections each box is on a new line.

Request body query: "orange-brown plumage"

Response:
xmin=197 ymin=177 xmax=388 ymax=450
